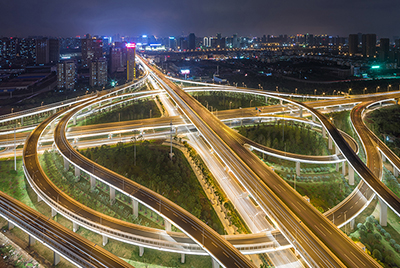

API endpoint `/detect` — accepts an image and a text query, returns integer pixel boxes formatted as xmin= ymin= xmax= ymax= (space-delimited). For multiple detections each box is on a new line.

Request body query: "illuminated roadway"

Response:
xmin=52 ymin=97 xmax=256 ymax=266
xmin=11 ymin=60 xmax=400 ymax=266
xmin=144 ymin=58 xmax=379 ymax=267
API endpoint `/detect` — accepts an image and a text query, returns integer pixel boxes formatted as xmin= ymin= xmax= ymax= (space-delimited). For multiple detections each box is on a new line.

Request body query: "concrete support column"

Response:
xmin=335 ymin=145 xmax=340 ymax=155
xmin=350 ymin=219 xmax=355 ymax=230
xmin=53 ymin=109 xmax=57 ymax=115
xmin=342 ymin=161 xmax=346 ymax=176
xmin=102 ymin=235 xmax=108 ymax=246
xmin=212 ymin=258 xmax=220 ymax=268
xmin=73 ymin=115 xmax=77 ymax=125
xmin=139 ymin=246 xmax=144 ymax=257
xmin=348 ymin=164 xmax=354 ymax=186
xmin=63 ymin=157 xmax=69 ymax=171
xmin=21 ymin=117 xmax=23 ymax=126
xmin=90 ymin=176 xmax=96 ymax=190
xmin=165 ymin=219 xmax=171 ymax=232
xmin=51 ymin=208 xmax=57 ymax=217
xmin=73 ymin=222 xmax=79 ymax=232
xmin=74 ymin=166 xmax=80 ymax=177
xmin=336 ymin=163 xmax=339 ymax=172
xmin=394 ymin=165 xmax=399 ymax=177
xmin=265 ymin=96 xmax=268 ymax=103
xmin=37 ymin=194 xmax=42 ymax=203
xmin=54 ymin=252 xmax=60 ymax=266
xmin=29 ymin=235 xmax=36 ymax=246
xmin=181 ymin=253 xmax=185 ymax=263
xmin=328 ymin=135 xmax=333 ymax=150
xmin=132 ymin=199 xmax=138 ymax=218
xmin=312 ymin=114 xmax=316 ymax=122
xmin=296 ymin=162 xmax=300 ymax=177
xmin=8 ymin=221 xmax=14 ymax=230
xmin=382 ymin=153 xmax=386 ymax=162
xmin=379 ymin=198 xmax=388 ymax=226
xmin=322 ymin=127 xmax=326 ymax=138
xmin=299 ymin=107 xmax=303 ymax=118
xmin=280 ymin=99 xmax=283 ymax=106
xmin=110 ymin=187 xmax=115 ymax=205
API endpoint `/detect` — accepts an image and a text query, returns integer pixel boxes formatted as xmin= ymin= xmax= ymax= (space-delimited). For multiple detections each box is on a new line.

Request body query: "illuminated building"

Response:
xmin=126 ymin=43 xmax=136 ymax=81
xmin=89 ymin=58 xmax=107 ymax=87
xmin=57 ymin=60 xmax=76 ymax=89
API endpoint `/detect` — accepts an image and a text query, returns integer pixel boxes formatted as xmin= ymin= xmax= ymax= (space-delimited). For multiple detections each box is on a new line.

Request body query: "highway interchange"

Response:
xmin=0 ymin=57 xmax=399 ymax=267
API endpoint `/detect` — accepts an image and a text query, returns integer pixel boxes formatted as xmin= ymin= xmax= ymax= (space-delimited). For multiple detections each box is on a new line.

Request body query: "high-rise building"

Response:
xmin=57 ymin=60 xmax=76 ymax=89
xmin=126 ymin=43 xmax=136 ymax=81
xmin=89 ymin=58 xmax=108 ymax=87
xmin=203 ymin=37 xmax=209 ymax=48
xmin=362 ymin=34 xmax=376 ymax=57
xmin=348 ymin=34 xmax=359 ymax=56
xmin=81 ymin=34 xmax=103 ymax=68
xmin=379 ymin=38 xmax=390 ymax=62
xmin=35 ymin=38 xmax=59 ymax=64
xmin=169 ymin=37 xmax=176 ymax=50
xmin=188 ymin=33 xmax=196 ymax=50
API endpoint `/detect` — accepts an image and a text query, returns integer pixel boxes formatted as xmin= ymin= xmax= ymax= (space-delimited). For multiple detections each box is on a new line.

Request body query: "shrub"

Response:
xmin=385 ymin=232 xmax=391 ymax=241
xmin=372 ymin=249 xmax=382 ymax=261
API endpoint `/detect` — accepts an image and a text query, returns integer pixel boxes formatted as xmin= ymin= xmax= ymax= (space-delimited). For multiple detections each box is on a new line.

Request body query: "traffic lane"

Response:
xmin=165 ymin=73 xmax=378 ymax=267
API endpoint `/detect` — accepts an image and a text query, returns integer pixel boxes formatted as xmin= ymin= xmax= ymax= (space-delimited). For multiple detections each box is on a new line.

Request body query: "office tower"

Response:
xmin=35 ymin=38 xmax=59 ymax=64
xmin=169 ymin=37 xmax=177 ymax=50
xmin=348 ymin=34 xmax=359 ymax=56
xmin=379 ymin=38 xmax=390 ymax=62
xmin=57 ymin=60 xmax=76 ymax=89
xmin=126 ymin=43 xmax=136 ymax=81
xmin=203 ymin=37 xmax=209 ymax=48
xmin=81 ymin=34 xmax=103 ymax=68
xmin=220 ymin=37 xmax=226 ymax=48
xmin=89 ymin=58 xmax=108 ymax=87
xmin=305 ymin=33 xmax=314 ymax=46
xmin=188 ymin=33 xmax=196 ymax=50
xmin=362 ymin=34 xmax=376 ymax=57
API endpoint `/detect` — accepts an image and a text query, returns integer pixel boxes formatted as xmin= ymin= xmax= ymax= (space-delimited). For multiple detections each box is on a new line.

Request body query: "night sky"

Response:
xmin=2 ymin=0 xmax=399 ymax=38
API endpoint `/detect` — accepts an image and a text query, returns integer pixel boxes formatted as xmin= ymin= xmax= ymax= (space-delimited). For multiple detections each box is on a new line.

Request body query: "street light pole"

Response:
xmin=14 ymin=124 xmax=16 ymax=171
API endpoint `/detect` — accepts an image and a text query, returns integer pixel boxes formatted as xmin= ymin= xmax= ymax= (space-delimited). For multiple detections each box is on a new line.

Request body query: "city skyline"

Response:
xmin=1 ymin=0 xmax=399 ymax=38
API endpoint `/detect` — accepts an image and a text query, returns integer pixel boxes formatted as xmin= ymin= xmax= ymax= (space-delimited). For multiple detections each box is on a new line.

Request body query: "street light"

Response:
xmin=348 ymin=88 xmax=352 ymax=95
xmin=14 ymin=122 xmax=20 ymax=171
xmin=295 ymin=88 xmax=298 ymax=94
xmin=276 ymin=86 xmax=279 ymax=92
xmin=363 ymin=87 xmax=367 ymax=94
xmin=314 ymin=89 xmax=317 ymax=95
xmin=229 ymin=101 xmax=232 ymax=110
xmin=376 ymin=86 xmax=380 ymax=93
xmin=250 ymin=99 xmax=253 ymax=107
xmin=388 ymin=84 xmax=391 ymax=92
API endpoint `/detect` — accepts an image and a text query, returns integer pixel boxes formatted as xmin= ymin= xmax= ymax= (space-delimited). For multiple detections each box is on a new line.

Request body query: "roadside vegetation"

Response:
xmin=80 ymin=141 xmax=226 ymax=234
xmin=189 ymin=91 xmax=276 ymax=111
xmin=79 ymin=98 xmax=161 ymax=126
xmin=238 ymin=121 xmax=329 ymax=155
xmin=365 ymin=105 xmax=400 ymax=157
xmin=350 ymin=215 xmax=400 ymax=267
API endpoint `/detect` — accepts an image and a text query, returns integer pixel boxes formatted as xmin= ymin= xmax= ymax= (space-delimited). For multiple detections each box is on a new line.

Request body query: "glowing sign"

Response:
xmin=180 ymin=69 xmax=190 ymax=75
xmin=371 ymin=65 xmax=380 ymax=69
xmin=126 ymin=43 xmax=136 ymax=48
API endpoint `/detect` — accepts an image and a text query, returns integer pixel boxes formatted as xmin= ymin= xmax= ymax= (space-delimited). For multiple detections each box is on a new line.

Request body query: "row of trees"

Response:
xmin=84 ymin=99 xmax=160 ymax=125
xmin=351 ymin=215 xmax=400 ymax=267
xmin=367 ymin=105 xmax=400 ymax=157
xmin=239 ymin=122 xmax=328 ymax=156
xmin=190 ymin=91 xmax=274 ymax=111
xmin=81 ymin=142 xmax=225 ymax=234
